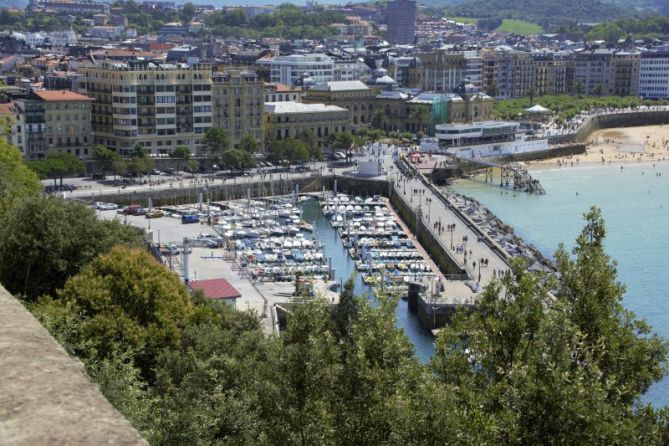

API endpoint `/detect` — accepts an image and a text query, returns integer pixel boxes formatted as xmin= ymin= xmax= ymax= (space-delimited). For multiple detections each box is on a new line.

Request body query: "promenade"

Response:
xmin=391 ymin=163 xmax=510 ymax=306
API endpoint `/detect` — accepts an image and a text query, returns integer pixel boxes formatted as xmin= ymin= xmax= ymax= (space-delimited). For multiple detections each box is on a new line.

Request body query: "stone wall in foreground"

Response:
xmin=0 ymin=286 xmax=147 ymax=445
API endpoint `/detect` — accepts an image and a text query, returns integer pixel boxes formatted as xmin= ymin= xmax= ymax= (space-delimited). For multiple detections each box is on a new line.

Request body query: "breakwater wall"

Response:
xmin=407 ymin=282 xmax=475 ymax=328
xmin=79 ymin=175 xmax=327 ymax=207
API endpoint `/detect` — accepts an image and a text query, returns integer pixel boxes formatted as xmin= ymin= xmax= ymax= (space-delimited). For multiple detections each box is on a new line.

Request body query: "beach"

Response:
xmin=531 ymin=125 xmax=669 ymax=169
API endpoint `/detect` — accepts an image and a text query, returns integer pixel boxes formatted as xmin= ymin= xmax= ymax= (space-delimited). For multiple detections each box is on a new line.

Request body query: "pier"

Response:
xmin=391 ymin=157 xmax=513 ymax=328
xmin=457 ymin=158 xmax=546 ymax=195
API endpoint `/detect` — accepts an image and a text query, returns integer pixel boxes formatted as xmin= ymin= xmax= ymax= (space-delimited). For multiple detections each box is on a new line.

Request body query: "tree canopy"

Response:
xmin=0 ymin=196 xmax=143 ymax=301
xmin=0 ymin=139 xmax=41 ymax=217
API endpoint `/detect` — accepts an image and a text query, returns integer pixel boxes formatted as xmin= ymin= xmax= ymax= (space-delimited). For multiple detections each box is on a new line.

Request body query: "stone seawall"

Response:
xmin=577 ymin=110 xmax=669 ymax=142
xmin=81 ymin=175 xmax=327 ymax=207
xmin=547 ymin=110 xmax=669 ymax=145
xmin=0 ymin=286 xmax=146 ymax=445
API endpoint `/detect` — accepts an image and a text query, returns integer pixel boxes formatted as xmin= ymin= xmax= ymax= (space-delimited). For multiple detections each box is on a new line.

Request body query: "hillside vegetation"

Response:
xmin=445 ymin=0 xmax=627 ymax=27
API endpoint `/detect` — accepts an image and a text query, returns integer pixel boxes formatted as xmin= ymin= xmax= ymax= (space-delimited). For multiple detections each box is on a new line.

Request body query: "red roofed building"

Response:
xmin=13 ymin=90 xmax=94 ymax=160
xmin=188 ymin=278 xmax=241 ymax=308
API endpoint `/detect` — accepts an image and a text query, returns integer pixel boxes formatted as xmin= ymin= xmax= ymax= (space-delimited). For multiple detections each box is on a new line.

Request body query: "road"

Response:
xmin=51 ymin=161 xmax=358 ymax=200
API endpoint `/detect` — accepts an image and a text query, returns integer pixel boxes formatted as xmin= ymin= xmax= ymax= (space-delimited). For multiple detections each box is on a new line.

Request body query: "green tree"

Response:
xmin=171 ymin=146 xmax=191 ymax=174
xmin=221 ymin=148 xmax=242 ymax=171
xmin=334 ymin=131 xmax=355 ymax=163
xmin=574 ymin=80 xmax=585 ymax=98
xmin=371 ymin=109 xmax=386 ymax=130
xmin=486 ymin=80 xmax=499 ymax=98
xmin=92 ymin=144 xmax=119 ymax=177
xmin=409 ymin=106 xmax=430 ymax=134
xmin=0 ymin=139 xmax=41 ymax=217
xmin=33 ymin=150 xmax=85 ymax=188
xmin=432 ymin=209 xmax=669 ymax=444
xmin=555 ymin=207 xmax=668 ymax=405
xmin=528 ymin=86 xmax=536 ymax=105
xmin=112 ymin=158 xmax=127 ymax=180
xmin=333 ymin=276 xmax=358 ymax=339
xmin=203 ymin=128 xmax=229 ymax=169
xmin=180 ymin=2 xmax=196 ymax=26
xmin=0 ymin=196 xmax=143 ymax=301
xmin=238 ymin=134 xmax=259 ymax=154
xmin=33 ymin=246 xmax=195 ymax=380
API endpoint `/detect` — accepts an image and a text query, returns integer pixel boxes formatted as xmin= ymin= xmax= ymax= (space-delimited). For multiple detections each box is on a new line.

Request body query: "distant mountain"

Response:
xmin=443 ymin=0 xmax=630 ymax=24
xmin=608 ymin=0 xmax=669 ymax=14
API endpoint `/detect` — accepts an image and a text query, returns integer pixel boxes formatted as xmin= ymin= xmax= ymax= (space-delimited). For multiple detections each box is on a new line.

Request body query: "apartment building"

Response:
xmin=533 ymin=52 xmax=572 ymax=95
xmin=639 ymin=48 xmax=669 ymax=99
xmin=573 ymin=49 xmax=640 ymax=96
xmin=12 ymin=90 xmax=93 ymax=160
xmin=260 ymin=54 xmax=335 ymax=86
xmin=408 ymin=50 xmax=468 ymax=93
xmin=76 ymin=60 xmax=213 ymax=156
xmin=264 ymin=102 xmax=349 ymax=147
xmin=611 ymin=52 xmax=640 ymax=96
xmin=464 ymin=51 xmax=484 ymax=89
xmin=211 ymin=70 xmax=265 ymax=149
xmin=483 ymin=48 xmax=536 ymax=99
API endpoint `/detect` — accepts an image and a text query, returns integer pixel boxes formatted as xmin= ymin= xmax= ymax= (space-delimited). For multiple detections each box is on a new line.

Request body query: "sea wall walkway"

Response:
xmin=0 ymin=286 xmax=146 ymax=445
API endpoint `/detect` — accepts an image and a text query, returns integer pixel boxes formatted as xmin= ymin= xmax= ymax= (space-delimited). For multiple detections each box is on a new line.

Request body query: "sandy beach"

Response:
xmin=530 ymin=125 xmax=669 ymax=169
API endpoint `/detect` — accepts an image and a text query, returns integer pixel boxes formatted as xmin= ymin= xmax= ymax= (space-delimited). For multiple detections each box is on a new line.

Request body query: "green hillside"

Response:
xmin=496 ymin=19 xmax=544 ymax=34
xmin=445 ymin=0 xmax=627 ymax=25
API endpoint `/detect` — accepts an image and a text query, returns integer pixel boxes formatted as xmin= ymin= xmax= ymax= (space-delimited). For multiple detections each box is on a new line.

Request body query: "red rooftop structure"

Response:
xmin=188 ymin=278 xmax=241 ymax=307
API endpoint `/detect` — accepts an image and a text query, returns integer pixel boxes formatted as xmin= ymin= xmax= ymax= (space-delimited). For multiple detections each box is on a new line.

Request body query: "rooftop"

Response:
xmin=311 ymin=80 xmax=369 ymax=92
xmin=33 ymin=90 xmax=93 ymax=102
xmin=264 ymin=101 xmax=347 ymax=114
xmin=188 ymin=278 xmax=241 ymax=300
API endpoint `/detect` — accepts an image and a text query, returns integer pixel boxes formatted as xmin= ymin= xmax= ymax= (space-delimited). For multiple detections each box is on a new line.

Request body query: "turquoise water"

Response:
xmin=452 ymin=161 xmax=669 ymax=407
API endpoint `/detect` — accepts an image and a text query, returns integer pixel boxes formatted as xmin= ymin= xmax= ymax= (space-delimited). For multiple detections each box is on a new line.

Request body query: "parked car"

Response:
xmin=145 ymin=210 xmax=164 ymax=218
xmin=181 ymin=214 xmax=200 ymax=224
xmin=122 ymin=204 xmax=142 ymax=215
xmin=95 ymin=202 xmax=118 ymax=210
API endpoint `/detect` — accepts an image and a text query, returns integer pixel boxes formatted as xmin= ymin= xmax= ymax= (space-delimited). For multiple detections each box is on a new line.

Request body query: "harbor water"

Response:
xmin=301 ymin=199 xmax=436 ymax=362
xmin=451 ymin=162 xmax=669 ymax=407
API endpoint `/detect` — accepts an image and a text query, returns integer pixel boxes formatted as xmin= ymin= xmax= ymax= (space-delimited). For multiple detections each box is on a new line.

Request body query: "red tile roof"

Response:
xmin=33 ymin=90 xmax=94 ymax=102
xmin=188 ymin=278 xmax=241 ymax=300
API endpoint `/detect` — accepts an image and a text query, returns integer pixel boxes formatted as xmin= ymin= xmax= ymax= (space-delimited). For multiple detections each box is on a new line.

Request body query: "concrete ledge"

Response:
xmin=0 ymin=286 xmax=147 ymax=445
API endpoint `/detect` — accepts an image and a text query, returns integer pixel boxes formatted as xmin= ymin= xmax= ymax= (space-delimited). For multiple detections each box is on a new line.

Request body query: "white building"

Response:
xmin=24 ymin=32 xmax=46 ymax=48
xmin=46 ymin=30 xmax=78 ymax=47
xmin=261 ymin=53 xmax=335 ymax=86
xmin=638 ymin=47 xmax=669 ymax=100
xmin=333 ymin=59 xmax=370 ymax=81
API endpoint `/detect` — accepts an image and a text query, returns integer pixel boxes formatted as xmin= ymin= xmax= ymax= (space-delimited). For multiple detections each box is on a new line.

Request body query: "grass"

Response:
xmin=448 ymin=16 xmax=480 ymax=24
xmin=495 ymin=19 xmax=544 ymax=35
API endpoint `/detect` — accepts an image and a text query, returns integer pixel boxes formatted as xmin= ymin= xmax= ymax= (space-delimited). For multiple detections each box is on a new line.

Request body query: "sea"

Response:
xmin=451 ymin=161 xmax=669 ymax=407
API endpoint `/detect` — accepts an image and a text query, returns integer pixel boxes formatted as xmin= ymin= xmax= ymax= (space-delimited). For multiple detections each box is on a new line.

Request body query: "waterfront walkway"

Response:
xmin=391 ymin=164 xmax=510 ymax=306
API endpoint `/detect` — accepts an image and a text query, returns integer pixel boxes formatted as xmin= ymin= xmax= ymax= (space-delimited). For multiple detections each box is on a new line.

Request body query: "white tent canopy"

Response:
xmin=526 ymin=104 xmax=551 ymax=113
